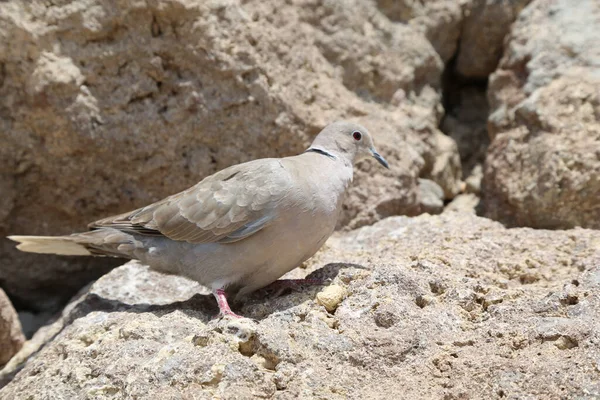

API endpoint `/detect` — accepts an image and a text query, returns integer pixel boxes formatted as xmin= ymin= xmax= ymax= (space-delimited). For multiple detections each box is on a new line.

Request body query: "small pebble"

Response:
xmin=316 ymin=285 xmax=347 ymax=313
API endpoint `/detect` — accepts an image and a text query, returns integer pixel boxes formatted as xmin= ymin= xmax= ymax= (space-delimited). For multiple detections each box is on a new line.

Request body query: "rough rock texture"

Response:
xmin=376 ymin=0 xmax=464 ymax=63
xmin=483 ymin=0 xmax=600 ymax=229
xmin=2 ymin=213 xmax=599 ymax=398
xmin=377 ymin=0 xmax=531 ymax=78
xmin=417 ymin=178 xmax=445 ymax=214
xmin=444 ymin=193 xmax=480 ymax=214
xmin=455 ymin=0 xmax=531 ymax=78
xmin=437 ymin=0 xmax=531 ymax=198
xmin=0 ymin=289 xmax=24 ymax=367
xmin=0 ymin=0 xmax=465 ymax=311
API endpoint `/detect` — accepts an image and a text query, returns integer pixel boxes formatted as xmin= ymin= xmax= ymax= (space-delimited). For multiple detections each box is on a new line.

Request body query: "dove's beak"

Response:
xmin=371 ymin=149 xmax=389 ymax=169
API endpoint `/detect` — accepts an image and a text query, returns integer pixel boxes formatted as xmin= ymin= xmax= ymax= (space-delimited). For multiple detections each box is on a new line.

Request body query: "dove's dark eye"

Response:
xmin=353 ymin=131 xmax=362 ymax=141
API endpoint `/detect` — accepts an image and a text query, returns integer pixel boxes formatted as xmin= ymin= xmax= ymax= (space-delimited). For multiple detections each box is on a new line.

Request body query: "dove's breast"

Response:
xmin=226 ymin=153 xmax=353 ymax=294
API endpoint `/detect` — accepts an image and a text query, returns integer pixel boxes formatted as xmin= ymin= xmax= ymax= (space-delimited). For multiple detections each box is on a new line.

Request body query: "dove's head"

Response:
xmin=308 ymin=121 xmax=389 ymax=169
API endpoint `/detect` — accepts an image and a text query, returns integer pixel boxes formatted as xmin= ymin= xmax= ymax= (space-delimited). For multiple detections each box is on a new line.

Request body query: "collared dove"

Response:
xmin=9 ymin=121 xmax=389 ymax=318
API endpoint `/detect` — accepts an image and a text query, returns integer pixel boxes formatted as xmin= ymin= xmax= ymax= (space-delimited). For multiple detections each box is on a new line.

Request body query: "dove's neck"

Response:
xmin=305 ymin=147 xmax=337 ymax=160
xmin=300 ymin=148 xmax=354 ymax=192
xmin=305 ymin=146 xmax=354 ymax=169
xmin=308 ymin=133 xmax=357 ymax=166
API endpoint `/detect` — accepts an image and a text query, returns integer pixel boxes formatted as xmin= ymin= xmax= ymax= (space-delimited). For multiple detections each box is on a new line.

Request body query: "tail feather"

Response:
xmin=7 ymin=235 xmax=92 ymax=256
xmin=8 ymin=228 xmax=141 ymax=258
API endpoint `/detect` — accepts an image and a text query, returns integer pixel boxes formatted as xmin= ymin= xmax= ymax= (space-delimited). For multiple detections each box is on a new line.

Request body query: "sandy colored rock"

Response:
xmin=455 ymin=0 xmax=531 ymax=78
xmin=377 ymin=0 xmax=530 ymax=74
xmin=483 ymin=0 xmax=600 ymax=229
xmin=0 ymin=289 xmax=24 ymax=366
xmin=444 ymin=193 xmax=480 ymax=214
xmin=1 ymin=213 xmax=599 ymax=398
xmin=417 ymin=178 xmax=444 ymax=215
xmin=316 ymin=285 xmax=347 ymax=313
xmin=422 ymin=131 xmax=462 ymax=200
xmin=464 ymin=164 xmax=482 ymax=194
xmin=376 ymin=0 xmax=464 ymax=62
xmin=0 ymin=0 xmax=463 ymax=311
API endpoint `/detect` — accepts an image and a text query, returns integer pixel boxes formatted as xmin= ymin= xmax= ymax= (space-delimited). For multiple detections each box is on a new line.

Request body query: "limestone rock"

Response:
xmin=422 ymin=131 xmax=462 ymax=199
xmin=418 ymin=178 xmax=445 ymax=215
xmin=0 ymin=0 xmax=461 ymax=310
xmin=464 ymin=164 xmax=483 ymax=194
xmin=483 ymin=0 xmax=600 ymax=229
xmin=1 ymin=214 xmax=599 ymax=398
xmin=444 ymin=193 xmax=479 ymax=214
xmin=455 ymin=0 xmax=532 ymax=78
xmin=0 ymin=289 xmax=24 ymax=367
xmin=316 ymin=285 xmax=347 ymax=313
xmin=376 ymin=0 xmax=464 ymax=62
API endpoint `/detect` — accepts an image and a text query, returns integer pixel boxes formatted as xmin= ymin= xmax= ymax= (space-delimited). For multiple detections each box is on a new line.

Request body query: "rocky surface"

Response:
xmin=1 ymin=213 xmax=599 ymax=399
xmin=377 ymin=0 xmax=530 ymax=78
xmin=417 ymin=178 xmax=445 ymax=215
xmin=1 ymin=0 xmax=599 ymax=396
xmin=376 ymin=0 xmax=463 ymax=63
xmin=455 ymin=0 xmax=531 ymax=79
xmin=483 ymin=0 xmax=600 ymax=229
xmin=0 ymin=289 xmax=24 ymax=367
xmin=0 ymin=0 xmax=466 ymax=312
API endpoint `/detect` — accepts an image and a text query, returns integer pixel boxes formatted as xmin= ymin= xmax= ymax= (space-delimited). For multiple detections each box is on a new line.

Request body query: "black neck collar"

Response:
xmin=304 ymin=147 xmax=337 ymax=160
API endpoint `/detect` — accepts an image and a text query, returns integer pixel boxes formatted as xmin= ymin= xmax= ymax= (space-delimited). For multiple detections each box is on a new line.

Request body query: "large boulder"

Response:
xmin=0 ymin=0 xmax=462 ymax=311
xmin=1 ymin=213 xmax=599 ymax=398
xmin=483 ymin=0 xmax=600 ymax=228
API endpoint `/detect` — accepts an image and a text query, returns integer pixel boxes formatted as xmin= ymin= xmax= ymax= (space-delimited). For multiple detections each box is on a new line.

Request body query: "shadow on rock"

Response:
xmin=71 ymin=262 xmax=365 ymax=322
xmin=241 ymin=262 xmax=366 ymax=320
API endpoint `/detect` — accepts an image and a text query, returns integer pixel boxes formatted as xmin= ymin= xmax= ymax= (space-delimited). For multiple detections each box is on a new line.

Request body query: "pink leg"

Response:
xmin=213 ymin=289 xmax=243 ymax=318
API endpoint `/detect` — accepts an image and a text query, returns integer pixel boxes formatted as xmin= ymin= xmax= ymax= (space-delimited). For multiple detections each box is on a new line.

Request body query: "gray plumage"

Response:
xmin=9 ymin=121 xmax=389 ymax=317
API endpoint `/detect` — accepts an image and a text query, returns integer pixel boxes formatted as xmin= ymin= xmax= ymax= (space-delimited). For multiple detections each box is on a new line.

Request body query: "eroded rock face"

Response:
xmin=1 ymin=213 xmax=599 ymax=398
xmin=455 ymin=0 xmax=531 ymax=79
xmin=483 ymin=0 xmax=600 ymax=229
xmin=376 ymin=0 xmax=464 ymax=63
xmin=0 ymin=0 xmax=463 ymax=310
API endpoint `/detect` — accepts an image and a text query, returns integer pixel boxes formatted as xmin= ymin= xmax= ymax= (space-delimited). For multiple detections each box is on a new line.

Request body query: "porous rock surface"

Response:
xmin=0 ymin=0 xmax=463 ymax=311
xmin=483 ymin=0 xmax=600 ymax=229
xmin=1 ymin=213 xmax=599 ymax=399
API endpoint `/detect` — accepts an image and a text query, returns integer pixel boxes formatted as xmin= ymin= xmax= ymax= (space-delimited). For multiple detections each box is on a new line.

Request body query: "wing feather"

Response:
xmin=89 ymin=159 xmax=290 ymax=244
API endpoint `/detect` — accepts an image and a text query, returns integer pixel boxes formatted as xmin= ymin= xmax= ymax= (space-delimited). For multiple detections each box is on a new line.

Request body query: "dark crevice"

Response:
xmin=441 ymin=56 xmax=488 ymax=117
xmin=0 ymin=62 xmax=6 ymax=88
xmin=127 ymin=92 xmax=155 ymax=106
xmin=151 ymin=15 xmax=162 ymax=38
xmin=439 ymin=54 xmax=490 ymax=196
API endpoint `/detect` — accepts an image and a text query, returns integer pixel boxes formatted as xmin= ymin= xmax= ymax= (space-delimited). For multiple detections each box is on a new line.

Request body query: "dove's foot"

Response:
xmin=213 ymin=288 xmax=243 ymax=319
xmin=260 ymin=278 xmax=326 ymax=297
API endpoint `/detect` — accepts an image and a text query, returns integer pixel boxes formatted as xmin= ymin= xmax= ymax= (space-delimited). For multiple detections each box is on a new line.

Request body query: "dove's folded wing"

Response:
xmin=89 ymin=159 xmax=292 ymax=244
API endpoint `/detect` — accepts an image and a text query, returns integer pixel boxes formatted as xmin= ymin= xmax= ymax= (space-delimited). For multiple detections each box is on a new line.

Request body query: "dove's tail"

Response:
xmin=8 ymin=229 xmax=139 ymax=258
xmin=8 ymin=235 xmax=92 ymax=256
